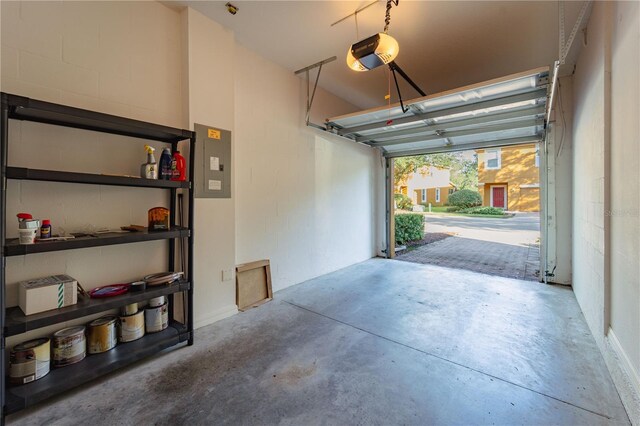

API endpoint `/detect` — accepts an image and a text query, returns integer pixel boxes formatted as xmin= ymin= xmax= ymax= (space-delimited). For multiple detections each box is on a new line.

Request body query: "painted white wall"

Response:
xmin=183 ymin=7 xmax=380 ymax=322
xmin=233 ymin=40 xmax=379 ymax=292
xmin=608 ymin=0 xmax=640 ymax=419
xmin=1 ymin=2 xmax=380 ymax=334
xmin=0 ymin=1 xmax=183 ymax=345
xmin=572 ymin=0 xmax=607 ymax=340
xmin=181 ymin=8 xmax=238 ymax=328
xmin=572 ymin=2 xmax=640 ymax=422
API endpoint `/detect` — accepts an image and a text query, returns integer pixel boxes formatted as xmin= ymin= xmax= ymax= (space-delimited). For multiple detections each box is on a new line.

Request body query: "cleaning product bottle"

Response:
xmin=171 ymin=150 xmax=186 ymax=181
xmin=159 ymin=147 xmax=173 ymax=180
xmin=40 ymin=220 xmax=52 ymax=239
xmin=141 ymin=145 xmax=158 ymax=179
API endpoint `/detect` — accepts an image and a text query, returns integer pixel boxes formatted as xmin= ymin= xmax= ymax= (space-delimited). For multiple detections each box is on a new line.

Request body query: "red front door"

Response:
xmin=492 ymin=187 xmax=505 ymax=208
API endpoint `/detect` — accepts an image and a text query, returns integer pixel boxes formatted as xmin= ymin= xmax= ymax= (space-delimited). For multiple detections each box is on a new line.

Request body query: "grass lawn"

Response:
xmin=423 ymin=206 xmax=449 ymax=213
xmin=453 ymin=212 xmax=513 ymax=218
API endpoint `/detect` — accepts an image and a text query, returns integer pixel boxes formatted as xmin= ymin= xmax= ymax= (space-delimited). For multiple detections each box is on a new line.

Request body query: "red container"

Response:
xmin=171 ymin=151 xmax=186 ymax=181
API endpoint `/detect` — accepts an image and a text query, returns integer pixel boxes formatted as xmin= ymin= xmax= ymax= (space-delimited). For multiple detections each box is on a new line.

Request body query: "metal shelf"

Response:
xmin=6 ymin=167 xmax=191 ymax=189
xmin=1 ymin=91 xmax=196 ymax=420
xmin=5 ymin=322 xmax=190 ymax=414
xmin=4 ymin=281 xmax=191 ymax=336
xmin=4 ymin=227 xmax=190 ymax=256
xmin=2 ymin=93 xmax=193 ymax=143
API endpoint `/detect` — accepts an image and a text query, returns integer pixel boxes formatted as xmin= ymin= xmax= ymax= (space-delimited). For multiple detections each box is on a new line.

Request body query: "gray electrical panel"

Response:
xmin=193 ymin=123 xmax=231 ymax=199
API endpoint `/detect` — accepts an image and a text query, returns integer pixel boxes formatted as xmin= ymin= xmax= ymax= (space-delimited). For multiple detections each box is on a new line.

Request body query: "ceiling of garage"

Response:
xmin=168 ymin=1 xmax=587 ymax=110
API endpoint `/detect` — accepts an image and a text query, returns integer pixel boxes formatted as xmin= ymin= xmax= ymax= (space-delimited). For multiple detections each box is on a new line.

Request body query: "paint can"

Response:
xmin=148 ymin=296 xmax=165 ymax=308
xmin=9 ymin=338 xmax=51 ymax=385
xmin=52 ymin=326 xmax=86 ymax=367
xmin=118 ymin=310 xmax=145 ymax=343
xmin=87 ymin=315 xmax=117 ymax=354
xmin=121 ymin=303 xmax=138 ymax=316
xmin=145 ymin=303 xmax=168 ymax=333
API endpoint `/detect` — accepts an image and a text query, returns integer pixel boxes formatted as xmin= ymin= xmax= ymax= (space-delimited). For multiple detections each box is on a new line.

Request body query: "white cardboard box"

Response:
xmin=18 ymin=275 xmax=78 ymax=315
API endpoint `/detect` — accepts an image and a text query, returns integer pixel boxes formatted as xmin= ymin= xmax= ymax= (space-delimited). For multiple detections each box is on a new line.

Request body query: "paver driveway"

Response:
xmin=396 ymin=213 xmax=540 ymax=281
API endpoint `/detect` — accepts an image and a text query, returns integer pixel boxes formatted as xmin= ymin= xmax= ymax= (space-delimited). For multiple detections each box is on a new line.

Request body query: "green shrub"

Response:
xmin=459 ymin=206 xmax=505 ymax=215
xmin=446 ymin=206 xmax=461 ymax=212
xmin=395 ymin=214 xmax=424 ymax=244
xmin=448 ymin=189 xmax=482 ymax=209
xmin=394 ymin=193 xmax=413 ymax=210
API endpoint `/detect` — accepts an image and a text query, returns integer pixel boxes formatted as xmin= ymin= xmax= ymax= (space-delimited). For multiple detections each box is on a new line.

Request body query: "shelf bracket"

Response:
xmin=294 ymin=56 xmax=336 ymax=128
xmin=559 ymin=1 xmax=591 ymax=65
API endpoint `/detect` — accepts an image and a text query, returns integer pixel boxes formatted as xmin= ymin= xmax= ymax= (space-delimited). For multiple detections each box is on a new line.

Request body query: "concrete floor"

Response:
xmin=9 ymin=259 xmax=629 ymax=425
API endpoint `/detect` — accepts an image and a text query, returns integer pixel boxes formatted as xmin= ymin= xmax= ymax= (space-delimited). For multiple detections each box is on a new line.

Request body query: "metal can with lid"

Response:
xmin=9 ymin=338 xmax=51 ymax=385
xmin=52 ymin=326 xmax=86 ymax=367
xmin=148 ymin=296 xmax=165 ymax=308
xmin=121 ymin=303 xmax=138 ymax=316
xmin=145 ymin=303 xmax=168 ymax=333
xmin=118 ymin=310 xmax=145 ymax=343
xmin=87 ymin=315 xmax=117 ymax=354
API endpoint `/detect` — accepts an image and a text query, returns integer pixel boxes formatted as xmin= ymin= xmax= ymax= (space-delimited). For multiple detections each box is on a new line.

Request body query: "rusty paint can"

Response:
xmin=87 ymin=315 xmax=117 ymax=354
xmin=118 ymin=310 xmax=145 ymax=343
xmin=9 ymin=338 xmax=51 ymax=385
xmin=52 ymin=326 xmax=86 ymax=367
xmin=121 ymin=303 xmax=138 ymax=316
xmin=148 ymin=296 xmax=165 ymax=308
xmin=145 ymin=302 xmax=168 ymax=333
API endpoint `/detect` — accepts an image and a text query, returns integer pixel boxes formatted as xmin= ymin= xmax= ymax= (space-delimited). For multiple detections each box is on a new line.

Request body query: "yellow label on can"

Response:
xmin=208 ymin=129 xmax=221 ymax=139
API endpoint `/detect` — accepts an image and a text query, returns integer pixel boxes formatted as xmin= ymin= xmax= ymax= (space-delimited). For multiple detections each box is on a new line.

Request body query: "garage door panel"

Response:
xmin=384 ymin=136 xmax=541 ymax=158
xmin=327 ymin=67 xmax=549 ymax=157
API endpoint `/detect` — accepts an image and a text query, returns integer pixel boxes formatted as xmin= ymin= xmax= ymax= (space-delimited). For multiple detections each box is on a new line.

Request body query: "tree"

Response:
xmin=450 ymin=153 xmax=478 ymax=190
xmin=394 ymin=153 xmax=456 ymax=190
xmin=393 ymin=152 xmax=478 ymax=191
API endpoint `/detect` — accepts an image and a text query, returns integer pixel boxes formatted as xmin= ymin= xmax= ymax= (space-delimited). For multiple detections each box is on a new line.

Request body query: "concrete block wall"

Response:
xmin=0 ymin=2 xmax=381 ymax=336
xmin=572 ymin=0 xmax=607 ymax=338
xmin=1 ymin=1 xmax=183 ymax=346
xmin=608 ymin=1 xmax=640 ymax=421
xmin=571 ymin=1 xmax=640 ymax=423
xmin=234 ymin=43 xmax=379 ymax=290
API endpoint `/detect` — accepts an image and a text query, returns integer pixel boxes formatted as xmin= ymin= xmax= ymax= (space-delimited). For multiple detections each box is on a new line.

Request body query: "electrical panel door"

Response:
xmin=194 ymin=123 xmax=231 ymax=199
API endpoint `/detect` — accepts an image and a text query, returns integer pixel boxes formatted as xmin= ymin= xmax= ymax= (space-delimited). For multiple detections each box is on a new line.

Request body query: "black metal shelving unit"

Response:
xmin=0 ymin=92 xmax=196 ymax=421
xmin=4 ymin=227 xmax=191 ymax=256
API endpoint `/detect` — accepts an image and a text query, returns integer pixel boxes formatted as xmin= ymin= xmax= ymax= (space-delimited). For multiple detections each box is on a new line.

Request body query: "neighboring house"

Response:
xmin=399 ymin=166 xmax=457 ymax=207
xmin=476 ymin=143 xmax=540 ymax=212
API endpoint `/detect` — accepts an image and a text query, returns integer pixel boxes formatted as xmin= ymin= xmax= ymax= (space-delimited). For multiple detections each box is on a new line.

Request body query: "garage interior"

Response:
xmin=1 ymin=1 xmax=638 ymax=425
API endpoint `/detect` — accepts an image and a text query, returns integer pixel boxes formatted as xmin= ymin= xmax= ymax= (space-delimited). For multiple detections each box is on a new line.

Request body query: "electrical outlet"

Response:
xmin=222 ymin=269 xmax=232 ymax=282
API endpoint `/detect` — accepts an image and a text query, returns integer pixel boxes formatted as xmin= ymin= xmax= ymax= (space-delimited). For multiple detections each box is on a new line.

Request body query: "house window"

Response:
xmin=535 ymin=148 xmax=540 ymax=167
xmin=435 ymin=188 xmax=441 ymax=203
xmin=448 ymin=188 xmax=454 ymax=195
xmin=421 ymin=189 xmax=426 ymax=202
xmin=485 ymin=148 xmax=501 ymax=170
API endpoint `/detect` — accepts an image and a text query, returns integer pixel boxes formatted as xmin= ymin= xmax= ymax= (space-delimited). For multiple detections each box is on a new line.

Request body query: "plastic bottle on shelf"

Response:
xmin=140 ymin=145 xmax=158 ymax=179
xmin=159 ymin=148 xmax=173 ymax=180
xmin=171 ymin=150 xmax=186 ymax=181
